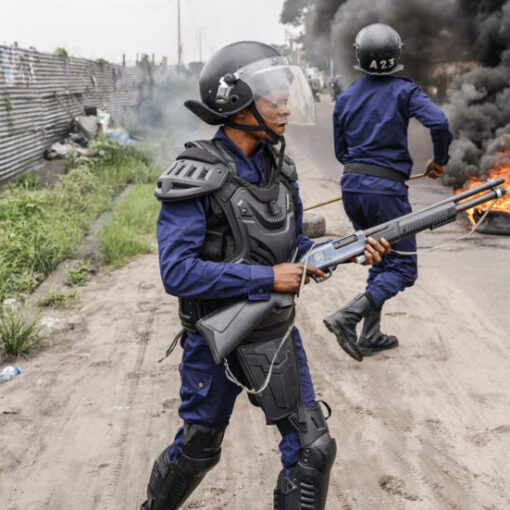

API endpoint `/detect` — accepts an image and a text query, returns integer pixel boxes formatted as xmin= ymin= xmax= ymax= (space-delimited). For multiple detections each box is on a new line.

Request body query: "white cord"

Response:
xmin=392 ymin=201 xmax=497 ymax=256
xmin=223 ymin=242 xmax=317 ymax=395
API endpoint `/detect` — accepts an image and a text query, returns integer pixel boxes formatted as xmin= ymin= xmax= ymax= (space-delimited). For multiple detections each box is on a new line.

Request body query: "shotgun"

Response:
xmin=197 ymin=178 xmax=507 ymax=364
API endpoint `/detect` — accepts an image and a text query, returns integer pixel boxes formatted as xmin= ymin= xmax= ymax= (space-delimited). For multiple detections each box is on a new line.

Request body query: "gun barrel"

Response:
xmin=455 ymin=186 xmax=507 ymax=213
xmin=451 ymin=177 xmax=505 ymax=205
xmin=365 ymin=178 xmax=506 ymax=238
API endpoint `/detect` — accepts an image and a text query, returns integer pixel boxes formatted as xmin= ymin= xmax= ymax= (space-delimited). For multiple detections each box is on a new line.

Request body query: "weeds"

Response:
xmin=65 ymin=259 xmax=92 ymax=287
xmin=100 ymin=184 xmax=160 ymax=267
xmin=0 ymin=305 xmax=45 ymax=359
xmin=39 ymin=288 xmax=79 ymax=309
xmin=0 ymin=142 xmax=159 ymax=301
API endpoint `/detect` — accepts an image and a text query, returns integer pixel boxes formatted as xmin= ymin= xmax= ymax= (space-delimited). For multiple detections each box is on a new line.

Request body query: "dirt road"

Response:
xmin=1 ymin=103 xmax=510 ymax=509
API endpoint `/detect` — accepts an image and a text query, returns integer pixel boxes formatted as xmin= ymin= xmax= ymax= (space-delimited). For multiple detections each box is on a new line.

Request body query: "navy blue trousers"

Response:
xmin=168 ymin=327 xmax=316 ymax=474
xmin=342 ymin=191 xmax=418 ymax=307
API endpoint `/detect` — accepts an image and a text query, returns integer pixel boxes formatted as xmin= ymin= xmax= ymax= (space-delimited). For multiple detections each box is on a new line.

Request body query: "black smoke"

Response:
xmin=308 ymin=0 xmax=460 ymax=89
xmin=305 ymin=0 xmax=510 ymax=188
xmin=444 ymin=1 xmax=510 ymax=187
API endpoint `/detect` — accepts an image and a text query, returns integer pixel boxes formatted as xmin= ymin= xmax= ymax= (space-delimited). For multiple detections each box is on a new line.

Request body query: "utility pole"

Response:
xmin=196 ymin=28 xmax=203 ymax=62
xmin=177 ymin=0 xmax=183 ymax=66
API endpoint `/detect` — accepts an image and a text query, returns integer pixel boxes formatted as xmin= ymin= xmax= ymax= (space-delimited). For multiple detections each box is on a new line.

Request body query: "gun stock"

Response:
xmin=196 ymin=292 xmax=294 ymax=364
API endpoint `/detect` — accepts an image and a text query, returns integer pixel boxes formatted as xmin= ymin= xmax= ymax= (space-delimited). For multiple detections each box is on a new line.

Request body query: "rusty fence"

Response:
xmin=0 ymin=45 xmax=169 ymax=182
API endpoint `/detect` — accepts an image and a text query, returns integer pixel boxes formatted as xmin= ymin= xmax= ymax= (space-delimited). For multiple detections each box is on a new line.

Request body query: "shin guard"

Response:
xmin=141 ymin=422 xmax=226 ymax=510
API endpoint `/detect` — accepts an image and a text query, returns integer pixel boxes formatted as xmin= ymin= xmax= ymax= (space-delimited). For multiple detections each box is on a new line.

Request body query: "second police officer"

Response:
xmin=325 ymin=24 xmax=453 ymax=362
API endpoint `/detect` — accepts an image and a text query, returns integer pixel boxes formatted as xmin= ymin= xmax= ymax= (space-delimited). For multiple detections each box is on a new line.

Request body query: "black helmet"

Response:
xmin=185 ymin=41 xmax=315 ymax=129
xmin=186 ymin=41 xmax=278 ymax=124
xmin=353 ymin=23 xmax=404 ymax=76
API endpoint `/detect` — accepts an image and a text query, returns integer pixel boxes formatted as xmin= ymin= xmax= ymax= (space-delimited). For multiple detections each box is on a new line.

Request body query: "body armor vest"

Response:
xmin=156 ymin=139 xmax=299 ymax=338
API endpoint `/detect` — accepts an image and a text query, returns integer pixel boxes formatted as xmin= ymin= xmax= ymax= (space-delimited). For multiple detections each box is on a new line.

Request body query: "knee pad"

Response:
xmin=179 ymin=421 xmax=226 ymax=458
xmin=142 ymin=422 xmax=227 ymax=510
xmin=274 ymin=403 xmax=337 ymax=510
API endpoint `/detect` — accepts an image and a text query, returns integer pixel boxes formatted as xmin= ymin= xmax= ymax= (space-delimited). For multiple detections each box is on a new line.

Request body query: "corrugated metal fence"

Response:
xmin=0 ymin=45 xmax=168 ymax=182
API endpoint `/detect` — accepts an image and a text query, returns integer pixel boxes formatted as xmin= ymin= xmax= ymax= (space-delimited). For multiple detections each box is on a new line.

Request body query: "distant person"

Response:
xmin=308 ymin=74 xmax=321 ymax=102
xmin=329 ymin=74 xmax=342 ymax=102
xmin=324 ymin=23 xmax=453 ymax=361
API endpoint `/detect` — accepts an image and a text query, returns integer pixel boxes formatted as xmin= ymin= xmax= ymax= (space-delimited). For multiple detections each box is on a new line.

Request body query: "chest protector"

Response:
xmin=155 ymin=139 xmax=299 ymax=334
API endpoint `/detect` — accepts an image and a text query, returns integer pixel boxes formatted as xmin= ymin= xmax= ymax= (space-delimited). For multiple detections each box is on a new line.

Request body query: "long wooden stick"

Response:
xmin=409 ymin=172 xmax=426 ymax=180
xmin=303 ymin=172 xmax=427 ymax=212
xmin=303 ymin=196 xmax=343 ymax=211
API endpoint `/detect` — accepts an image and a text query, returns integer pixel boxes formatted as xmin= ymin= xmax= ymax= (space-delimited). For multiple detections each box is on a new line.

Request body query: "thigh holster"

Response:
xmin=236 ymin=335 xmax=301 ymax=421
xmin=141 ymin=422 xmax=227 ymax=510
xmin=273 ymin=403 xmax=337 ymax=510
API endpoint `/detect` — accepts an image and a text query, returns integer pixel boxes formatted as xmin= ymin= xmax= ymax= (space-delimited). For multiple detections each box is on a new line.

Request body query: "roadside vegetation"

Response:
xmin=0 ymin=305 xmax=45 ymax=360
xmin=38 ymin=288 xmax=79 ymax=309
xmin=0 ymin=141 xmax=161 ymax=359
xmin=65 ymin=258 xmax=93 ymax=287
xmin=100 ymin=183 xmax=160 ymax=268
xmin=0 ymin=141 xmax=157 ymax=302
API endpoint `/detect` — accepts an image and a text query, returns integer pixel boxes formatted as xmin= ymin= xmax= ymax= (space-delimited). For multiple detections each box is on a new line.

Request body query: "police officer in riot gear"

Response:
xmin=140 ymin=40 xmax=389 ymax=510
xmin=325 ymin=24 xmax=452 ymax=361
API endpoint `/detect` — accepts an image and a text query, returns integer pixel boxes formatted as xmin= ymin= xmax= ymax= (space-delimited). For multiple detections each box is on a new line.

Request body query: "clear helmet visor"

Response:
xmin=239 ymin=61 xmax=316 ymax=126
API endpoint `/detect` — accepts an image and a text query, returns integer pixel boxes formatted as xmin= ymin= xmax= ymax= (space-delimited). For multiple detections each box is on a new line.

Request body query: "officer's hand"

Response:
xmin=273 ymin=263 xmax=327 ymax=294
xmin=361 ymin=237 xmax=391 ymax=265
xmin=425 ymin=160 xmax=445 ymax=179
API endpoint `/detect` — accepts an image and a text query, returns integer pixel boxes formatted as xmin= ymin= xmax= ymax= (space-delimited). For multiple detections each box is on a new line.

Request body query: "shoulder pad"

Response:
xmin=176 ymin=146 xmax=224 ymax=165
xmin=281 ymin=154 xmax=297 ymax=181
xmin=155 ymin=157 xmax=229 ymax=202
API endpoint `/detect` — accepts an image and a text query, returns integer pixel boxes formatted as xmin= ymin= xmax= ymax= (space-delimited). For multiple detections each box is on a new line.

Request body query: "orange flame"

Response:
xmin=455 ymin=163 xmax=510 ymax=225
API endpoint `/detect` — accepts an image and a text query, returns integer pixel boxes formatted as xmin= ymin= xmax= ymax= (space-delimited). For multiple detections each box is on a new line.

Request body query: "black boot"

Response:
xmin=323 ymin=294 xmax=375 ymax=362
xmin=358 ymin=309 xmax=399 ymax=356
xmin=140 ymin=422 xmax=226 ymax=510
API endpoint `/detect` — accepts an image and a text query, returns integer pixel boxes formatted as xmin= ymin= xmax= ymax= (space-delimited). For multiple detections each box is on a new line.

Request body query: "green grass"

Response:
xmin=0 ymin=305 xmax=45 ymax=359
xmin=0 ymin=142 xmax=159 ymax=302
xmin=65 ymin=259 xmax=92 ymax=287
xmin=38 ymin=288 xmax=79 ymax=309
xmin=100 ymin=184 xmax=160 ymax=268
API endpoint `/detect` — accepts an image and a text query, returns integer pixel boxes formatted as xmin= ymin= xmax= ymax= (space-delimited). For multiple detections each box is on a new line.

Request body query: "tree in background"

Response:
xmin=280 ymin=0 xmax=312 ymax=26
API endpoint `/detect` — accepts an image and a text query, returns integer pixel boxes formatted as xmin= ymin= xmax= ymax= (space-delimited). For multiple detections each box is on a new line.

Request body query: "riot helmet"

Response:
xmin=185 ymin=41 xmax=315 ymax=143
xmin=353 ymin=23 xmax=404 ymax=76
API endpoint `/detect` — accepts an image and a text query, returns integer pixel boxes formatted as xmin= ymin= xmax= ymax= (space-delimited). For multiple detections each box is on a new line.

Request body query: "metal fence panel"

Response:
xmin=0 ymin=45 xmax=166 ymax=182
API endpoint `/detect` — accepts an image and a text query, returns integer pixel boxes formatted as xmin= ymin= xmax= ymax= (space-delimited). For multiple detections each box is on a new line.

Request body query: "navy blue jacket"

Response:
xmin=334 ymin=75 xmax=453 ymax=195
xmin=157 ymin=128 xmax=312 ymax=302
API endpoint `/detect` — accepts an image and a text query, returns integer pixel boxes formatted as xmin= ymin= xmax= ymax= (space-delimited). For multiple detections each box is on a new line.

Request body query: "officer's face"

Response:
xmin=255 ymin=90 xmax=291 ymax=136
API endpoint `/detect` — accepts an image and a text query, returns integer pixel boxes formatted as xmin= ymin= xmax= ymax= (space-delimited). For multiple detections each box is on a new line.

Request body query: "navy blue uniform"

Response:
xmin=333 ymin=75 xmax=452 ymax=306
xmin=157 ymin=128 xmax=316 ymax=474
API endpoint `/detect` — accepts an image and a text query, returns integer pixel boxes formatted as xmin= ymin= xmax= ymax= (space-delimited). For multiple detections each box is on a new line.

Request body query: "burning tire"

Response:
xmin=473 ymin=210 xmax=510 ymax=235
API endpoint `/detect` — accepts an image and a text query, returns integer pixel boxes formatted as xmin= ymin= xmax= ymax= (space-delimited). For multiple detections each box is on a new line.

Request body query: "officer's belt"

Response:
xmin=343 ymin=163 xmax=407 ymax=183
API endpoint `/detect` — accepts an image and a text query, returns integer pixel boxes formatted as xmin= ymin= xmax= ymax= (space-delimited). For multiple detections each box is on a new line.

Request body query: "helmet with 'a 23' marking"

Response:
xmin=353 ymin=23 xmax=404 ymax=76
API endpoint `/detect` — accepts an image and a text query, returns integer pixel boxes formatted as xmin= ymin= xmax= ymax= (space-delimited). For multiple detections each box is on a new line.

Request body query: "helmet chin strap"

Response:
xmin=224 ymin=102 xmax=286 ymax=171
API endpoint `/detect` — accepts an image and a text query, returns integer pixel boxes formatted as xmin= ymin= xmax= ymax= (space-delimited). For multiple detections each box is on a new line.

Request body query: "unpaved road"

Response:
xmin=1 ymin=101 xmax=510 ymax=509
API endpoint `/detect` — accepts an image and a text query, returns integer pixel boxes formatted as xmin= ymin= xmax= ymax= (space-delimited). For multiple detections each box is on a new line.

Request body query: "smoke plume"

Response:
xmin=443 ymin=1 xmax=510 ymax=187
xmin=307 ymin=0 xmax=510 ymax=188
xmin=309 ymin=0 xmax=460 ymax=88
xmin=125 ymin=71 xmax=202 ymax=165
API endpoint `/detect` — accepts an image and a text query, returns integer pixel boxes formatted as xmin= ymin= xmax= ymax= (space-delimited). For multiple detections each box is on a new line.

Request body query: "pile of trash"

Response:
xmin=45 ymin=106 xmax=138 ymax=161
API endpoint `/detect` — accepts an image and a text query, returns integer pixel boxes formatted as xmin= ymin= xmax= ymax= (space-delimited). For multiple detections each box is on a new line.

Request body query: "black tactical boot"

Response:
xmin=140 ymin=423 xmax=226 ymax=510
xmin=358 ymin=309 xmax=399 ymax=356
xmin=323 ymin=294 xmax=376 ymax=362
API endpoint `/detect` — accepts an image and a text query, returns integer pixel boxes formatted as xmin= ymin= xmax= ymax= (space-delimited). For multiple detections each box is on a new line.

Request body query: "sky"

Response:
xmin=1 ymin=0 xmax=289 ymax=64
